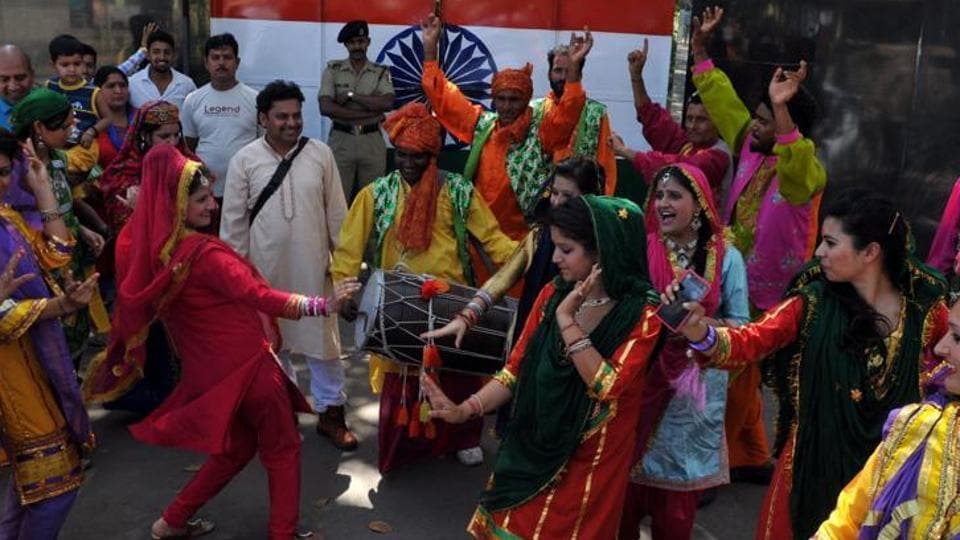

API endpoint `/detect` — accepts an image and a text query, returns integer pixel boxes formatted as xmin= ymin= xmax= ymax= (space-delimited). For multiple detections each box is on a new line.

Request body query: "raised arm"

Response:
xmin=626 ymin=39 xmax=688 ymax=154
xmin=538 ymin=29 xmax=589 ymax=152
xmin=768 ymin=62 xmax=827 ymax=204
xmin=690 ymin=7 xmax=753 ymax=153
xmin=420 ymin=14 xmax=481 ymax=143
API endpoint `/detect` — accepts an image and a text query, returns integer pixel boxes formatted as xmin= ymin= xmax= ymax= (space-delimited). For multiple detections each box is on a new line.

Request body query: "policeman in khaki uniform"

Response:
xmin=319 ymin=20 xmax=395 ymax=203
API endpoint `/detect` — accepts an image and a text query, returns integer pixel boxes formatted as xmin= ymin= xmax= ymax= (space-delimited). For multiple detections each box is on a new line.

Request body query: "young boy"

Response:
xmin=44 ymin=35 xmax=97 ymax=145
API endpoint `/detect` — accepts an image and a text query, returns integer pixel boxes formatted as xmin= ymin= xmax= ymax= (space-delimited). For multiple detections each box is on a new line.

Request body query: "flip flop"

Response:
xmin=150 ymin=517 xmax=216 ymax=539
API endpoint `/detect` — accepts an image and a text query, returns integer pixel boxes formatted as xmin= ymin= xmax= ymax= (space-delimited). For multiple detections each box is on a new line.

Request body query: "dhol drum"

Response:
xmin=355 ymin=269 xmax=517 ymax=375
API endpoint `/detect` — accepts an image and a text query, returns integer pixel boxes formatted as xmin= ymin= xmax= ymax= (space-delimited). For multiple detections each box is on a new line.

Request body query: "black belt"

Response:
xmin=331 ymin=122 xmax=380 ymax=135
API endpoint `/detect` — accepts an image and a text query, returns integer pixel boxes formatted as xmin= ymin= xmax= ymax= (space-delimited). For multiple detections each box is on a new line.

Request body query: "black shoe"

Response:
xmin=730 ymin=464 xmax=774 ymax=485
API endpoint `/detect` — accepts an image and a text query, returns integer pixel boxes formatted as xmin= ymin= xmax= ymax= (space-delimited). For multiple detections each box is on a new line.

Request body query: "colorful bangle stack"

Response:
xmin=298 ymin=295 xmax=329 ymax=317
xmin=458 ymin=292 xmax=492 ymax=329
xmin=689 ymin=325 xmax=717 ymax=352
xmin=464 ymin=393 xmax=484 ymax=419
xmin=564 ymin=336 xmax=593 ymax=358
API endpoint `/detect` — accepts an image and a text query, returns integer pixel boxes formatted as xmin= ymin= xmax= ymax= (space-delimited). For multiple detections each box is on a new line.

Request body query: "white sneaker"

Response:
xmin=456 ymin=446 xmax=484 ymax=466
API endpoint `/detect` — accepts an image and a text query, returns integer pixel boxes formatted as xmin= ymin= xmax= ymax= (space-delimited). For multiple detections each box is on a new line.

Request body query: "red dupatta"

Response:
xmin=98 ymin=101 xmax=200 ymax=231
xmin=83 ymin=145 xmax=208 ymax=403
xmin=634 ymin=163 xmax=726 ymax=458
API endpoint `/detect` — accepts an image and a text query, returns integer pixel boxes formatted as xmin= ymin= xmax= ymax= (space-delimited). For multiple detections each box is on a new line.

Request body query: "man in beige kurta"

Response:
xmin=220 ymin=80 xmax=357 ymax=450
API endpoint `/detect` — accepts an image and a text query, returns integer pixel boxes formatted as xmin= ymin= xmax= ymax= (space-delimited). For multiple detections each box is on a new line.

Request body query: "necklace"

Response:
xmin=664 ymin=236 xmax=698 ymax=269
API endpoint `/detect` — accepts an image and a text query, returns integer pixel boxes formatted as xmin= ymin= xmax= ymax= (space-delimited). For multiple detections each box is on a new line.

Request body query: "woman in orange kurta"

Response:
xmin=424 ymin=195 xmax=662 ymax=539
xmin=419 ymin=14 xmax=589 ymax=243
xmin=669 ymin=189 xmax=949 ymax=540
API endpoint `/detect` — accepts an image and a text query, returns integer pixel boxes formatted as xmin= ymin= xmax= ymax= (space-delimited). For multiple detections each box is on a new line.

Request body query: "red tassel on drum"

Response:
xmin=420 ymin=278 xmax=450 ymax=301
xmin=395 ymin=404 xmax=409 ymax=427
xmin=408 ymin=400 xmax=422 ymax=438
xmin=424 ymin=420 xmax=437 ymax=439
xmin=422 ymin=344 xmax=442 ymax=383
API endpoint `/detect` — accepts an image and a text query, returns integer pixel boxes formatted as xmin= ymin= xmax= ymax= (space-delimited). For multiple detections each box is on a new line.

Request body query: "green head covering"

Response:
xmin=481 ymin=195 xmax=660 ymax=512
xmin=10 ymin=88 xmax=72 ymax=139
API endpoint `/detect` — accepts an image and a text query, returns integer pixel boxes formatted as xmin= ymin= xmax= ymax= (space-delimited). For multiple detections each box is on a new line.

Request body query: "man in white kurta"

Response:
xmin=219 ymin=80 xmax=357 ymax=450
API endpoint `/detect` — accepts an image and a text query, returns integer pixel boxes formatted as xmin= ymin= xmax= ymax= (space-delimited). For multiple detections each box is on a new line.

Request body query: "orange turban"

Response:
xmin=385 ymin=102 xmax=445 ymax=253
xmin=383 ymin=102 xmax=443 ymax=156
xmin=491 ymin=63 xmax=534 ymax=102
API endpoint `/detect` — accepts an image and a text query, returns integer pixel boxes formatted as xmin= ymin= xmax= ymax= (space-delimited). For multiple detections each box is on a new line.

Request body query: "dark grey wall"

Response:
xmin=688 ymin=0 xmax=960 ymax=255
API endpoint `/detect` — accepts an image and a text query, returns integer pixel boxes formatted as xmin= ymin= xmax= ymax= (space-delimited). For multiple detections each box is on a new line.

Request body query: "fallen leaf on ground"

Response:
xmin=368 ymin=520 xmax=392 ymax=534
xmin=183 ymin=463 xmax=201 ymax=472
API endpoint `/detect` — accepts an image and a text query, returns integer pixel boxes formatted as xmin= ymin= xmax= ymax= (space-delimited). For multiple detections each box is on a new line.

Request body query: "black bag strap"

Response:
xmin=249 ymin=136 xmax=310 ymax=225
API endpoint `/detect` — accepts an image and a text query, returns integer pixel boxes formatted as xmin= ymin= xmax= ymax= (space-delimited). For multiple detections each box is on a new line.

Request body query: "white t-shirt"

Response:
xmin=127 ymin=67 xmax=197 ymax=109
xmin=181 ymin=82 xmax=260 ymax=196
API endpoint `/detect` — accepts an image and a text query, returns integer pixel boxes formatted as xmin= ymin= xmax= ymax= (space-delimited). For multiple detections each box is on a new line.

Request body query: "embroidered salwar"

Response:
xmin=701 ymin=262 xmax=948 ymax=540
xmin=468 ymin=284 xmax=661 ymax=539
xmin=816 ymin=394 xmax=960 ymax=539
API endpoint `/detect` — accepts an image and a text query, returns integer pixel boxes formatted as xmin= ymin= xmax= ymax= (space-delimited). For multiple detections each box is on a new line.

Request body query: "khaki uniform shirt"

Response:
xmin=318 ymin=59 xmax=394 ymax=125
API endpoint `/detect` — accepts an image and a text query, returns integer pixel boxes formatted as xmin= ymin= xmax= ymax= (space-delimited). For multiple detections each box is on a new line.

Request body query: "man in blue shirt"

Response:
xmin=0 ymin=44 xmax=35 ymax=132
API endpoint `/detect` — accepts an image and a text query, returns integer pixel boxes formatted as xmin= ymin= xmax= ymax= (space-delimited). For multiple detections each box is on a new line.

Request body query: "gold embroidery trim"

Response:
xmin=571 ymin=424 xmax=608 ymax=539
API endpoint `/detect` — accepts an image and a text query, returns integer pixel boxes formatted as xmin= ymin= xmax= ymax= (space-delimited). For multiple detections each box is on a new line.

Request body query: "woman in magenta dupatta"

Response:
xmin=83 ymin=145 xmax=358 ymax=539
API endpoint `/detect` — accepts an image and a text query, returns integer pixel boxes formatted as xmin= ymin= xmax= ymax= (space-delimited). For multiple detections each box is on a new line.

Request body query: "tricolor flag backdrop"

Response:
xmin=211 ymin=0 xmax=677 ymax=150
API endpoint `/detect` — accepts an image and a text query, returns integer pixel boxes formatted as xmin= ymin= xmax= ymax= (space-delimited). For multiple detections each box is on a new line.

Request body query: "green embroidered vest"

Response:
xmin=462 ymin=107 xmax=551 ymax=217
xmin=370 ymin=170 xmax=478 ymax=285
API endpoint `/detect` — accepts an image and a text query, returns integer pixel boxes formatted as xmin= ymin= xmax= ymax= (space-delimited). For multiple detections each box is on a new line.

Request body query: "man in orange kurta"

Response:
xmin=419 ymin=15 xmax=590 ymax=243
xmin=535 ymin=44 xmax=618 ymax=195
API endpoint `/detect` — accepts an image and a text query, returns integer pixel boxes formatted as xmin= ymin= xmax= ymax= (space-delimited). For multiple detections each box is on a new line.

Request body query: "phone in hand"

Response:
xmin=655 ymin=270 xmax=710 ymax=332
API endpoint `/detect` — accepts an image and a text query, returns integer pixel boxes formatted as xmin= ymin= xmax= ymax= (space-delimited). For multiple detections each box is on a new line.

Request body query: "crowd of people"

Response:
xmin=1 ymin=5 xmax=959 ymax=540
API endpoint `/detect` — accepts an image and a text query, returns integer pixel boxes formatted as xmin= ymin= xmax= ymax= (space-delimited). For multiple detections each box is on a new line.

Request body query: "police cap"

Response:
xmin=338 ymin=20 xmax=369 ymax=43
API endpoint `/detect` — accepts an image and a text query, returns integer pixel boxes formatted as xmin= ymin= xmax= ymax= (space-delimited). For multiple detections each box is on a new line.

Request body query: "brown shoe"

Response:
xmin=316 ymin=405 xmax=358 ymax=451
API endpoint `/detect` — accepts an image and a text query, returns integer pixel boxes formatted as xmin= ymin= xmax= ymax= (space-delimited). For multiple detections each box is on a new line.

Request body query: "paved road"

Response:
xmin=48 ymin=336 xmax=773 ymax=539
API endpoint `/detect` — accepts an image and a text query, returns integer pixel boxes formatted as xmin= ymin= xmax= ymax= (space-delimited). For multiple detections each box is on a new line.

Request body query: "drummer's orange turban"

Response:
xmin=383 ymin=102 xmax=443 ymax=156
xmin=384 ymin=102 xmax=444 ymax=253
xmin=491 ymin=63 xmax=534 ymax=102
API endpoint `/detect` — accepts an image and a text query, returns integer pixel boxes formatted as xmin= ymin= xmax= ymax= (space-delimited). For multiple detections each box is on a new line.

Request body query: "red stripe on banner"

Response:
xmin=211 ymin=0 xmax=675 ymax=35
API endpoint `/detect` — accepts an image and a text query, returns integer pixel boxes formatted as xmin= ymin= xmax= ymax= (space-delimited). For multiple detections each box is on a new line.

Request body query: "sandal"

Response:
xmin=150 ymin=517 xmax=216 ymax=539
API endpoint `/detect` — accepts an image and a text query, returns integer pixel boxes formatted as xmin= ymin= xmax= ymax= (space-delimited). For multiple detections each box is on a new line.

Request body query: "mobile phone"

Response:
xmin=655 ymin=270 xmax=710 ymax=332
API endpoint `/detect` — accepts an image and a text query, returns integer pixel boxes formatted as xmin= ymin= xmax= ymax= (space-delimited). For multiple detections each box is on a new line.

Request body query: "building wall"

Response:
xmin=689 ymin=0 xmax=960 ymax=253
xmin=0 ymin=0 xmax=210 ymax=83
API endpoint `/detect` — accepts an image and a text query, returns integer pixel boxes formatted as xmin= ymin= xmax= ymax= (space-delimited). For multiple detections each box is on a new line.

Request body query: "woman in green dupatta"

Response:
xmin=423 ymin=195 xmax=663 ymax=539
xmin=668 ymin=188 xmax=949 ymax=540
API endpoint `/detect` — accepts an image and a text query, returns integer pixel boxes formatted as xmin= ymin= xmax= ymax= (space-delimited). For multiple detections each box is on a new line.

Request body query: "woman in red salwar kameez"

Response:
xmin=82 ymin=145 xmax=359 ymax=540
xmin=424 ymin=195 xmax=663 ymax=539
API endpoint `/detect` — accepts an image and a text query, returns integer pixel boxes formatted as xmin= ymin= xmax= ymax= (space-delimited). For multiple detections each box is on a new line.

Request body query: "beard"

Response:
xmin=550 ymin=79 xmax=565 ymax=98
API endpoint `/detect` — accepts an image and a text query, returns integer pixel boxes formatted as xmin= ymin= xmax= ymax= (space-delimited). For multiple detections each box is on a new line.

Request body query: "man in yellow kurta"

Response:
xmin=331 ymin=102 xmax=516 ymax=472
xmin=0 ymin=135 xmax=97 ymax=538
